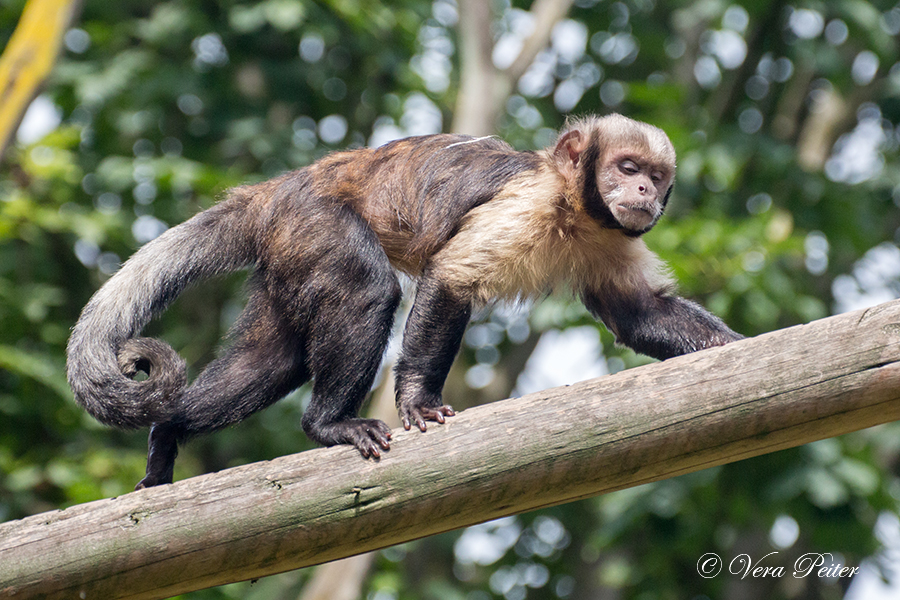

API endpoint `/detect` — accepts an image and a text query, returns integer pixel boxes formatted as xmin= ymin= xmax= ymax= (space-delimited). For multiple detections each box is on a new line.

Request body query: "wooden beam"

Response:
xmin=3 ymin=299 xmax=900 ymax=600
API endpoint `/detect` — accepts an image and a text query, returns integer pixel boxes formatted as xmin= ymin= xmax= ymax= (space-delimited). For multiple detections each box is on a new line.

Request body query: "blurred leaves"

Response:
xmin=0 ymin=344 xmax=68 ymax=399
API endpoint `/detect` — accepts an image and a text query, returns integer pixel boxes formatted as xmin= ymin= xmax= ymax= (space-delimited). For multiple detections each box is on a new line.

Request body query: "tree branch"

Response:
xmin=452 ymin=0 xmax=574 ymax=135
xmin=0 ymin=0 xmax=82 ymax=159
xmin=4 ymin=299 xmax=900 ymax=599
xmin=505 ymin=0 xmax=575 ymax=83
xmin=452 ymin=0 xmax=497 ymax=135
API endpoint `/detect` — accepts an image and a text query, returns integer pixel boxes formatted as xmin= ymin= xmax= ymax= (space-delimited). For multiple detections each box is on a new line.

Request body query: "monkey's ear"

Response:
xmin=554 ymin=130 xmax=587 ymax=167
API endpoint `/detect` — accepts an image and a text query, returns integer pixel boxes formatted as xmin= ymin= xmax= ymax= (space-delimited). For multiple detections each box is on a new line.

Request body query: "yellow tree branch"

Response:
xmin=0 ymin=0 xmax=82 ymax=157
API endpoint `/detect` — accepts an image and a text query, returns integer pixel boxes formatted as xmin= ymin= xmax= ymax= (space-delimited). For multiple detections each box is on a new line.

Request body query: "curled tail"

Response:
xmin=66 ymin=195 xmax=258 ymax=429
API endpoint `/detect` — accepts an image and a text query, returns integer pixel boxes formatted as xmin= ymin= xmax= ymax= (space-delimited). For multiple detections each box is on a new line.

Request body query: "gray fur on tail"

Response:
xmin=66 ymin=196 xmax=257 ymax=429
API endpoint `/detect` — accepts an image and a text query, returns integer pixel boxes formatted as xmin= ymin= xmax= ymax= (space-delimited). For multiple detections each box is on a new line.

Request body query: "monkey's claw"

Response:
xmin=401 ymin=404 xmax=455 ymax=432
xmin=344 ymin=418 xmax=392 ymax=459
xmin=134 ymin=473 xmax=170 ymax=490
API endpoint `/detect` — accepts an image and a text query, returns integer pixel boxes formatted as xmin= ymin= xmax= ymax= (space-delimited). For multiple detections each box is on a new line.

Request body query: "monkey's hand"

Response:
xmin=398 ymin=395 xmax=455 ymax=432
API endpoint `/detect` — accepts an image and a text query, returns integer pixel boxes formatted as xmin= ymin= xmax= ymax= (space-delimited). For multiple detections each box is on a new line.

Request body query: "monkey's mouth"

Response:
xmin=620 ymin=204 xmax=654 ymax=216
xmin=613 ymin=201 xmax=659 ymax=230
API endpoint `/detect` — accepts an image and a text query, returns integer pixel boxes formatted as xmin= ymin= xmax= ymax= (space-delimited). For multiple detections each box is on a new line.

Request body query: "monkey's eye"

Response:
xmin=651 ymin=172 xmax=664 ymax=183
xmin=619 ymin=160 xmax=640 ymax=175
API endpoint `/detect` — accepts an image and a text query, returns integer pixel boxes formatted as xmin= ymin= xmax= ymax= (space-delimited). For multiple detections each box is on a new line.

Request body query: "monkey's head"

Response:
xmin=553 ymin=114 xmax=676 ymax=237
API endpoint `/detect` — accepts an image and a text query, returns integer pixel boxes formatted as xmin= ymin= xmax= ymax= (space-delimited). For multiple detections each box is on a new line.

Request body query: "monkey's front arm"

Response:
xmin=394 ymin=276 xmax=471 ymax=430
xmin=582 ymin=285 xmax=743 ymax=361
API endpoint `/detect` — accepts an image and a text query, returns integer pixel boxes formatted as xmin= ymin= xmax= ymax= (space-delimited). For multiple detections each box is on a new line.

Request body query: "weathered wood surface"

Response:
xmin=3 ymin=299 xmax=900 ymax=600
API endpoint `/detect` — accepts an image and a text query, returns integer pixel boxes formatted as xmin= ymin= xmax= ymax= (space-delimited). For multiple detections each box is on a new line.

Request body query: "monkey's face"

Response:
xmin=597 ymin=152 xmax=673 ymax=233
xmin=551 ymin=115 xmax=677 ymax=236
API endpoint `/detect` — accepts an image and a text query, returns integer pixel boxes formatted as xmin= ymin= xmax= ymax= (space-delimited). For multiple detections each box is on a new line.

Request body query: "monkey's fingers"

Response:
xmin=401 ymin=405 xmax=455 ymax=432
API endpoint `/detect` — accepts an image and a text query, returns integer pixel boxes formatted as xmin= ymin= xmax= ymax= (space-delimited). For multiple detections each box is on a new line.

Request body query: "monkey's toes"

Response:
xmin=401 ymin=404 xmax=455 ymax=432
xmin=134 ymin=474 xmax=168 ymax=490
xmin=346 ymin=418 xmax=392 ymax=459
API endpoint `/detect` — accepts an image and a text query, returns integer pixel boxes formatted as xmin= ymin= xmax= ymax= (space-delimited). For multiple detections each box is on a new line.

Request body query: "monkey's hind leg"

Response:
xmin=299 ymin=290 xmax=400 ymax=458
xmin=136 ymin=289 xmax=311 ymax=489
xmin=296 ymin=210 xmax=402 ymax=459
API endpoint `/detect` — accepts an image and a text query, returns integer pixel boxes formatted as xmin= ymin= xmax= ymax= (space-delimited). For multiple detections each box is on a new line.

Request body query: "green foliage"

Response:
xmin=2 ymin=0 xmax=900 ymax=598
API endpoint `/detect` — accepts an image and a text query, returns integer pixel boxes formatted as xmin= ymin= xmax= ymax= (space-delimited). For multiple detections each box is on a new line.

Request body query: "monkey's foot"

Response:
xmin=135 ymin=423 xmax=178 ymax=490
xmin=134 ymin=472 xmax=172 ymax=490
xmin=399 ymin=403 xmax=455 ymax=432
xmin=320 ymin=418 xmax=393 ymax=459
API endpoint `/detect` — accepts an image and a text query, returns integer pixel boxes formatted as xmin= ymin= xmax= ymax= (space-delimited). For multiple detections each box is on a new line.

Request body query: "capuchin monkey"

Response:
xmin=66 ymin=114 xmax=743 ymax=489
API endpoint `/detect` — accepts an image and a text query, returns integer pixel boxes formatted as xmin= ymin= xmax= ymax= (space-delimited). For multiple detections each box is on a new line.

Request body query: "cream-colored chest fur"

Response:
xmin=430 ymin=168 xmax=671 ymax=304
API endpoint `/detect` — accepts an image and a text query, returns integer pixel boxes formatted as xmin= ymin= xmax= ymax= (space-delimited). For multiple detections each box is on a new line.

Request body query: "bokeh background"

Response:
xmin=2 ymin=0 xmax=900 ymax=598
